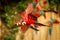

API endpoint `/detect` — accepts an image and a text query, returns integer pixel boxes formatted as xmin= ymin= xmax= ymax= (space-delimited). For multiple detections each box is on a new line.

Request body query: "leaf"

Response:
xmin=4 ymin=36 xmax=15 ymax=40
xmin=6 ymin=16 xmax=12 ymax=21
xmin=7 ymin=23 xmax=13 ymax=28
xmin=3 ymin=6 xmax=12 ymax=14
xmin=2 ymin=13 xmax=9 ymax=19
xmin=46 ymin=0 xmax=49 ymax=2
xmin=33 ymin=2 xmax=36 ymax=8
xmin=16 ymin=2 xmax=27 ymax=12
xmin=11 ymin=28 xmax=19 ymax=33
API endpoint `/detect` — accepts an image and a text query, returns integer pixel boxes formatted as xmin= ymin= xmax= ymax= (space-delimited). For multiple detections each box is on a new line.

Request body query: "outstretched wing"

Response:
xmin=25 ymin=3 xmax=33 ymax=14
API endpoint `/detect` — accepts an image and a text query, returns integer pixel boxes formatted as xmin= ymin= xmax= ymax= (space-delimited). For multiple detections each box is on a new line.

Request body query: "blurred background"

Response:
xmin=0 ymin=0 xmax=60 ymax=40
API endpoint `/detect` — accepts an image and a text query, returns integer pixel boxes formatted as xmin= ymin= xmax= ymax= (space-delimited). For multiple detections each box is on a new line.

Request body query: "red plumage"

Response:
xmin=49 ymin=22 xmax=53 ymax=26
xmin=43 ymin=14 xmax=46 ymax=19
xmin=32 ymin=11 xmax=40 ymax=17
xmin=34 ymin=0 xmax=38 ymax=3
xmin=21 ymin=11 xmax=35 ymax=24
xmin=36 ymin=6 xmax=40 ymax=11
xmin=54 ymin=20 xmax=60 ymax=24
xmin=43 ymin=1 xmax=47 ymax=6
xmin=21 ymin=26 xmax=28 ymax=33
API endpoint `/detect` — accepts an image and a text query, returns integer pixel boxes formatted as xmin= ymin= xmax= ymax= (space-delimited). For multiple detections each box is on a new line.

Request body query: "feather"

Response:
xmin=21 ymin=26 xmax=28 ymax=33
xmin=34 ymin=0 xmax=38 ymax=3
xmin=43 ymin=13 xmax=46 ymax=19
xmin=54 ymin=19 xmax=60 ymax=24
xmin=25 ymin=4 xmax=33 ymax=14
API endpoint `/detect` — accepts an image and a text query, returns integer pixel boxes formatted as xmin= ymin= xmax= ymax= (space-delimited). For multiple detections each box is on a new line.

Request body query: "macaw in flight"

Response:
xmin=11 ymin=0 xmax=48 ymax=33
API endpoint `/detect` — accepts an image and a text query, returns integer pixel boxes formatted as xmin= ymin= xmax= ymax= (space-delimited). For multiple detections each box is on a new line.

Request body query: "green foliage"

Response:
xmin=2 ymin=5 xmax=16 ymax=28
xmin=1 ymin=1 xmax=28 ymax=34
xmin=7 ymin=22 xmax=13 ymax=28
xmin=2 ymin=13 xmax=8 ymax=19
xmin=2 ymin=13 xmax=14 ymax=28
xmin=33 ymin=2 xmax=36 ymax=8
xmin=11 ymin=27 xmax=19 ymax=33
xmin=46 ymin=0 xmax=49 ymax=2
xmin=16 ymin=2 xmax=27 ymax=12
xmin=4 ymin=35 xmax=15 ymax=40
xmin=3 ymin=6 xmax=13 ymax=14
xmin=47 ymin=0 xmax=60 ymax=11
xmin=48 ymin=0 xmax=60 ymax=6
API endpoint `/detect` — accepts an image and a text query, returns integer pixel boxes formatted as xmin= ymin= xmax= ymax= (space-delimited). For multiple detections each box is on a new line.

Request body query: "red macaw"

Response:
xmin=11 ymin=3 xmax=47 ymax=33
